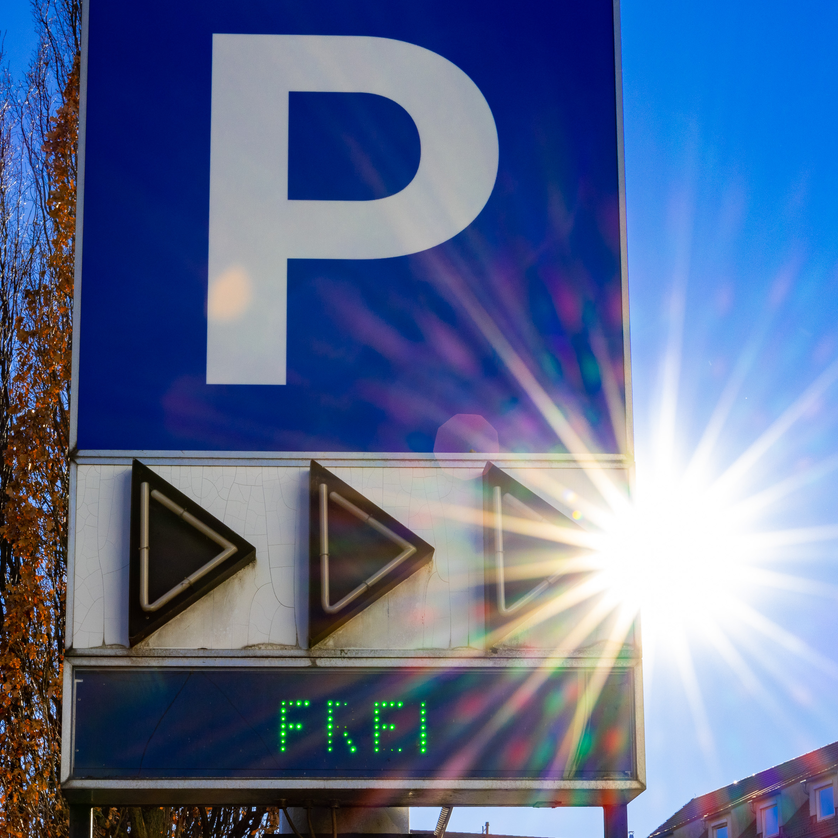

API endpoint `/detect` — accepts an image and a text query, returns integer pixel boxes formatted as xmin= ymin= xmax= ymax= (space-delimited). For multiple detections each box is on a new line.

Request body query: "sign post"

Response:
xmin=64 ymin=0 xmax=641 ymax=831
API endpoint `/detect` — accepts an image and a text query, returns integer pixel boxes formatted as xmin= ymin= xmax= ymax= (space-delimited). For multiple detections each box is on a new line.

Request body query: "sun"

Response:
xmin=594 ymin=461 xmax=758 ymax=651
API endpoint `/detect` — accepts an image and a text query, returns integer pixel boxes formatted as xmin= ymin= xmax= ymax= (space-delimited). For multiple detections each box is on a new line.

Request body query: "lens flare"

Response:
xmin=595 ymin=465 xmax=756 ymax=644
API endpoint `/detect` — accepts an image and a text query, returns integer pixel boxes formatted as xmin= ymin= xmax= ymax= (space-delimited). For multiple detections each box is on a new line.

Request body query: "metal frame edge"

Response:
xmin=66 ymin=461 xmax=77 ymax=650
xmin=634 ymin=657 xmax=647 ymax=790
xmin=69 ymin=0 xmax=90 ymax=452
xmin=72 ymin=451 xmax=635 ymax=468
xmin=60 ymin=654 xmax=74 ymax=784
xmin=612 ymin=0 xmax=634 ymax=463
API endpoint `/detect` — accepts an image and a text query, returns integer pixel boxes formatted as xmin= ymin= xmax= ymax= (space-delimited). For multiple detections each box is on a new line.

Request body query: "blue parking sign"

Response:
xmin=75 ymin=0 xmax=628 ymax=454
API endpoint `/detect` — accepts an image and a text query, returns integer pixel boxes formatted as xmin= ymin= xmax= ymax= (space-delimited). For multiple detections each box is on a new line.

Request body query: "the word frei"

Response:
xmin=279 ymin=698 xmax=428 ymax=755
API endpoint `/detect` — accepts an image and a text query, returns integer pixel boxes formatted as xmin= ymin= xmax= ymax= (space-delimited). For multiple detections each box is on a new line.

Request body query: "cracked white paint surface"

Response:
xmin=71 ymin=463 xmax=629 ymax=652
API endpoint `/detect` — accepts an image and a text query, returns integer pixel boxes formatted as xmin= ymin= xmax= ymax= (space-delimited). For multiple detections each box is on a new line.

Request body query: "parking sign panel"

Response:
xmin=64 ymin=1 xmax=643 ymax=807
xmin=75 ymin=0 xmax=627 ymax=455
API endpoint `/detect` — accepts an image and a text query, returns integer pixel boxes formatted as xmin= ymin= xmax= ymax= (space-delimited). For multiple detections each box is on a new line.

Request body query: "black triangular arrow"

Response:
xmin=483 ymin=463 xmax=592 ymax=644
xmin=308 ymin=461 xmax=434 ymax=647
xmin=129 ymin=460 xmax=257 ymax=646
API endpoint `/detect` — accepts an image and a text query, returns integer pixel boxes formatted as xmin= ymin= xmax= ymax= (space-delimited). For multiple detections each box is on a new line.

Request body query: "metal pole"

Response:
xmin=68 ymin=806 xmax=92 ymax=838
xmin=603 ymin=804 xmax=629 ymax=838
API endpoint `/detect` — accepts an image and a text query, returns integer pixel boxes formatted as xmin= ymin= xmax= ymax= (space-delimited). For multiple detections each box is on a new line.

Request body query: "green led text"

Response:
xmin=277 ymin=699 xmax=428 ymax=756
xmin=326 ymin=700 xmax=358 ymax=754
xmin=279 ymin=699 xmax=310 ymax=752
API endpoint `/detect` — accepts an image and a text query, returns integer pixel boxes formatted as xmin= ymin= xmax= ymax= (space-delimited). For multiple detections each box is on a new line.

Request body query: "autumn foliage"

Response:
xmin=0 ymin=0 xmax=78 ymax=832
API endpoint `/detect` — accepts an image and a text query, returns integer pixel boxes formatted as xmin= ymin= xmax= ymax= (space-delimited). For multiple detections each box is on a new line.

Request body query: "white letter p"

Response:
xmin=206 ymin=35 xmax=499 ymax=385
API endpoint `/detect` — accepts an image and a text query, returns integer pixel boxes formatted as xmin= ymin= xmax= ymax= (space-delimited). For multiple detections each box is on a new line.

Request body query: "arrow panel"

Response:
xmin=309 ymin=461 xmax=435 ymax=647
xmin=129 ymin=460 xmax=257 ymax=645
xmin=482 ymin=463 xmax=594 ymax=646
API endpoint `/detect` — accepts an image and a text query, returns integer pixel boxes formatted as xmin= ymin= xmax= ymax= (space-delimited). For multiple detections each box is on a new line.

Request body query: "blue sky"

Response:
xmin=617 ymin=2 xmax=838 ymax=836
xmin=3 ymin=1 xmax=838 ymax=837
xmin=0 ymin=0 xmax=36 ymax=81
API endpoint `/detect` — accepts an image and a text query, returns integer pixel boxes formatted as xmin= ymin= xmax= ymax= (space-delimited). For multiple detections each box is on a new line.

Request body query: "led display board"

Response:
xmin=68 ymin=664 xmax=637 ymax=804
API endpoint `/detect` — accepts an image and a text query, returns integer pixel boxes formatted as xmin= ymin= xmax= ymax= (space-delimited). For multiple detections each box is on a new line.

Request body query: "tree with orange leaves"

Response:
xmin=0 ymin=0 xmax=79 ymax=833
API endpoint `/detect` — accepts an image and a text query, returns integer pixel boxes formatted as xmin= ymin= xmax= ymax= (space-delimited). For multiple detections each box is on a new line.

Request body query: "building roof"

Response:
xmin=649 ymin=741 xmax=838 ymax=838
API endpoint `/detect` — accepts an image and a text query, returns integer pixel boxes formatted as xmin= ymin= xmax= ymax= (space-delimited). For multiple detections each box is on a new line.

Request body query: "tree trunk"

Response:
xmin=130 ymin=807 xmax=172 ymax=838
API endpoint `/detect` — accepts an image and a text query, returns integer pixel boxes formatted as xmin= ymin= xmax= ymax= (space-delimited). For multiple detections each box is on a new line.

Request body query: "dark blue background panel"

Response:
xmin=72 ymin=667 xmax=636 ymax=780
xmin=76 ymin=0 xmax=625 ymax=453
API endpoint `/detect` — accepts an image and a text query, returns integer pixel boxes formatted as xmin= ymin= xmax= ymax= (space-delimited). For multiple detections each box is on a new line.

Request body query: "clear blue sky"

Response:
xmin=616 ymin=1 xmax=838 ymax=836
xmin=0 ymin=0 xmax=36 ymax=80
xmin=3 ymin=2 xmax=838 ymax=837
